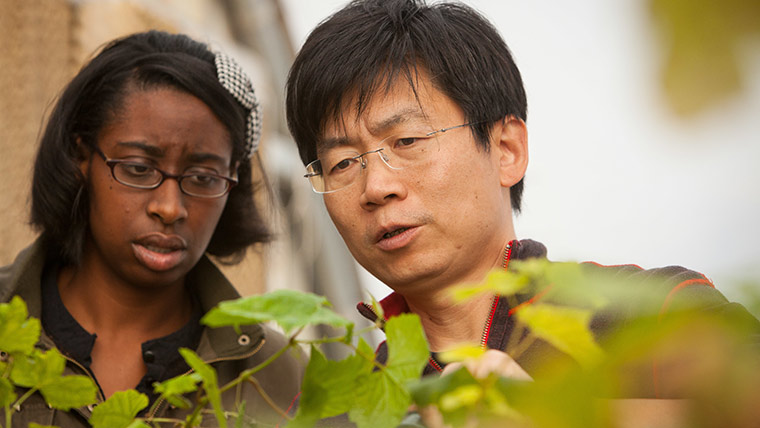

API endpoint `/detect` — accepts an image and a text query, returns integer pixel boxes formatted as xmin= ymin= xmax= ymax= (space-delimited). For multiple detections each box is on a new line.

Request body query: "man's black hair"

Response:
xmin=286 ymin=0 xmax=527 ymax=211
xmin=31 ymin=30 xmax=269 ymax=265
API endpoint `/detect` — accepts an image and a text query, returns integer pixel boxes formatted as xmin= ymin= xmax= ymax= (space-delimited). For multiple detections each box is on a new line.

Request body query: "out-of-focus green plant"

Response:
xmin=411 ymin=259 xmax=760 ymax=428
xmin=0 ymin=290 xmax=429 ymax=428
xmin=3 ymin=265 xmax=759 ymax=428
xmin=650 ymin=0 xmax=760 ymax=116
xmin=0 ymin=296 xmax=99 ymax=428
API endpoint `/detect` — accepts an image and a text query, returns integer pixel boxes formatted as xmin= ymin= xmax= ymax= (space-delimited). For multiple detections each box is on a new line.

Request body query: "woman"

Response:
xmin=0 ymin=30 xmax=303 ymax=426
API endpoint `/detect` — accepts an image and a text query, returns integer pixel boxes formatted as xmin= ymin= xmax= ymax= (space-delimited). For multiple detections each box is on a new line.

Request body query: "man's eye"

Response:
xmin=396 ymin=137 xmax=419 ymax=147
xmin=330 ymin=158 xmax=354 ymax=173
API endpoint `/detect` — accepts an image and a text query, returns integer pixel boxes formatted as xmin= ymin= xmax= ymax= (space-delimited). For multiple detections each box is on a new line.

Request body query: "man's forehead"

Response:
xmin=319 ymin=89 xmax=436 ymax=145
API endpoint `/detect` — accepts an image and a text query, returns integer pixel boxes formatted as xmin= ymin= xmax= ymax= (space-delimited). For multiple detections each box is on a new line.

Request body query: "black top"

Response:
xmin=40 ymin=262 xmax=203 ymax=406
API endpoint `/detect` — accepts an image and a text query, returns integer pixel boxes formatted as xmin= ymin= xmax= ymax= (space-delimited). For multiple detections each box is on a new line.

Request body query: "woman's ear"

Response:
xmin=495 ymin=116 xmax=528 ymax=188
xmin=74 ymin=136 xmax=92 ymax=180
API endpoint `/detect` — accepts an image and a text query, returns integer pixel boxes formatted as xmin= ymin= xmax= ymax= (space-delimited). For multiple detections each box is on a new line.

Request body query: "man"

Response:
xmin=285 ymin=0 xmax=759 ymax=412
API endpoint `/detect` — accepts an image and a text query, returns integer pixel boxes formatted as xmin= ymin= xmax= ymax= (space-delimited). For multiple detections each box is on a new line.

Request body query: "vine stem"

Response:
xmin=246 ymin=377 xmax=290 ymax=420
xmin=218 ymin=327 xmax=304 ymax=396
xmin=11 ymin=387 xmax=37 ymax=412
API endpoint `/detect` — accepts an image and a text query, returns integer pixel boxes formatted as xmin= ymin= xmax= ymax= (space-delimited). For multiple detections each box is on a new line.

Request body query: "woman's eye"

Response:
xmin=187 ymin=174 xmax=220 ymax=186
xmin=121 ymin=163 xmax=154 ymax=177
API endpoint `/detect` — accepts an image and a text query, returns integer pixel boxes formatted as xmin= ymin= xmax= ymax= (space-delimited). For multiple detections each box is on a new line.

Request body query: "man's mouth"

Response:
xmin=382 ymin=227 xmax=409 ymax=240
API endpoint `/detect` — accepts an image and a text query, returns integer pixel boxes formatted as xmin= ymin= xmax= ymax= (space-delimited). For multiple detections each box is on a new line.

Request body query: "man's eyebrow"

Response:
xmin=318 ymin=135 xmax=351 ymax=152
xmin=366 ymin=108 xmax=427 ymax=134
xmin=318 ymin=108 xmax=428 ymax=152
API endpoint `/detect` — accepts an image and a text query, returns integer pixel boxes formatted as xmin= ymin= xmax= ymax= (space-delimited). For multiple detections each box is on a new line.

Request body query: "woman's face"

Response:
xmin=79 ymin=87 xmax=234 ymax=289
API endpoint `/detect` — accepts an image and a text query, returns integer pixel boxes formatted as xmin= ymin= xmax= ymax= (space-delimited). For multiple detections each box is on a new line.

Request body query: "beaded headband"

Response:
xmin=214 ymin=51 xmax=262 ymax=159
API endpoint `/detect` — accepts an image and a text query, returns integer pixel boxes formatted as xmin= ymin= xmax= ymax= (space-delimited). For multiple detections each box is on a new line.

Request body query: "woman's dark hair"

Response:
xmin=286 ymin=0 xmax=527 ymax=211
xmin=31 ymin=30 xmax=269 ymax=265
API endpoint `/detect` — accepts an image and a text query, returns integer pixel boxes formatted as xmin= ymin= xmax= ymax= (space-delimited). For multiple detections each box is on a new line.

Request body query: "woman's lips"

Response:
xmin=132 ymin=234 xmax=187 ymax=272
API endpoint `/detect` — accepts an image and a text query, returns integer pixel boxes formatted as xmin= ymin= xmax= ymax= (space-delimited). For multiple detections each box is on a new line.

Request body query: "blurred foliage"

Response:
xmin=650 ymin=0 xmax=760 ymax=116
xmin=3 ymin=264 xmax=760 ymax=427
xmin=432 ymin=260 xmax=760 ymax=428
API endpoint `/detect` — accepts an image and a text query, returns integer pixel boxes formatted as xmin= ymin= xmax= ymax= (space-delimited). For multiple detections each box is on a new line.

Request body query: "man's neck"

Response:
xmin=406 ymin=291 xmax=496 ymax=352
xmin=401 ymin=239 xmax=514 ymax=352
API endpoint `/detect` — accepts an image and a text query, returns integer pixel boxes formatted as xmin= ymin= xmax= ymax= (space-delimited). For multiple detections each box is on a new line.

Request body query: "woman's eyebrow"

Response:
xmin=186 ymin=152 xmax=228 ymax=165
xmin=114 ymin=141 xmax=227 ymax=165
xmin=115 ymin=141 xmax=163 ymax=157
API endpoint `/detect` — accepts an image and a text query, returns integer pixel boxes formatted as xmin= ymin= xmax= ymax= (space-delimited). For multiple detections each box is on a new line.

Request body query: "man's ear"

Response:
xmin=495 ymin=116 xmax=528 ymax=187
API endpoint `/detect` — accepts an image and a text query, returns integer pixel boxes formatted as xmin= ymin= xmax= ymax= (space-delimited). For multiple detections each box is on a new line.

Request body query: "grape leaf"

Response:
xmin=0 ymin=296 xmax=41 ymax=354
xmin=40 ymin=375 xmax=97 ymax=411
xmin=179 ymin=348 xmax=226 ymax=428
xmin=89 ymin=390 xmax=148 ymax=428
xmin=202 ymin=290 xmax=353 ymax=334
xmin=515 ymin=303 xmax=604 ymax=368
xmin=153 ymin=372 xmax=202 ymax=409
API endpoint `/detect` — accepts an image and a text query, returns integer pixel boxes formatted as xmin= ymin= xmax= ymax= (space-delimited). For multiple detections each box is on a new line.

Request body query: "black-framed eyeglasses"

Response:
xmin=304 ymin=122 xmax=481 ymax=194
xmin=92 ymin=146 xmax=238 ymax=198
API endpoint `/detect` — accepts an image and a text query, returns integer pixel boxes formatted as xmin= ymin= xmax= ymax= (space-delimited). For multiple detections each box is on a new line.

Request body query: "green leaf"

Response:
xmin=89 ymin=390 xmax=148 ymax=428
xmin=153 ymin=372 xmax=202 ymax=409
xmin=125 ymin=421 xmax=151 ymax=428
xmin=41 ymin=375 xmax=97 ymax=411
xmin=289 ymin=341 xmax=374 ymax=427
xmin=515 ymin=303 xmax=604 ymax=368
xmin=349 ymin=314 xmax=429 ymax=428
xmin=369 ymin=293 xmax=385 ymax=322
xmin=438 ymin=384 xmax=483 ymax=412
xmin=384 ymin=314 xmax=430 ymax=381
xmin=0 ymin=296 xmax=41 ymax=355
xmin=450 ymin=270 xmax=529 ymax=303
xmin=29 ymin=424 xmax=59 ymax=428
xmin=348 ymin=371 xmax=413 ymax=428
xmin=8 ymin=347 xmax=97 ymax=410
xmin=437 ymin=344 xmax=485 ymax=364
xmin=234 ymin=401 xmax=247 ymax=428
xmin=202 ymin=290 xmax=353 ymax=334
xmin=10 ymin=348 xmax=65 ymax=388
xmin=0 ymin=377 xmax=17 ymax=407
xmin=179 ymin=348 xmax=226 ymax=428
xmin=409 ymin=366 xmax=478 ymax=407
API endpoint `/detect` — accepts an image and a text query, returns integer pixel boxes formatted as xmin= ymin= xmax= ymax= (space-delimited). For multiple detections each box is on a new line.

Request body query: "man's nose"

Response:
xmin=358 ymin=149 xmax=406 ymax=207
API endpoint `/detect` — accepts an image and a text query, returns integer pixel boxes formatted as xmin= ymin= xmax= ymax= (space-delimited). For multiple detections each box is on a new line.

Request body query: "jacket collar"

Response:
xmin=356 ymin=239 xmax=548 ymax=325
xmin=1 ymin=236 xmax=263 ymax=361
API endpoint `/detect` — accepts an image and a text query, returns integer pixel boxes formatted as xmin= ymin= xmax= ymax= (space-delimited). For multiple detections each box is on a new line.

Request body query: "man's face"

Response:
xmin=80 ymin=87 xmax=233 ymax=290
xmin=320 ymin=74 xmax=518 ymax=297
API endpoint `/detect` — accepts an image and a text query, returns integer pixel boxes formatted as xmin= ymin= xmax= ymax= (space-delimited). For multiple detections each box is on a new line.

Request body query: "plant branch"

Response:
xmin=246 ymin=377 xmax=291 ymax=420
xmin=218 ymin=342 xmax=293 ymax=395
xmin=11 ymin=387 xmax=37 ymax=411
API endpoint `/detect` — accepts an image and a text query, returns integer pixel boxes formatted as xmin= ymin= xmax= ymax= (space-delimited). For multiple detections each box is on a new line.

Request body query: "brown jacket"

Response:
xmin=0 ymin=238 xmax=305 ymax=427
